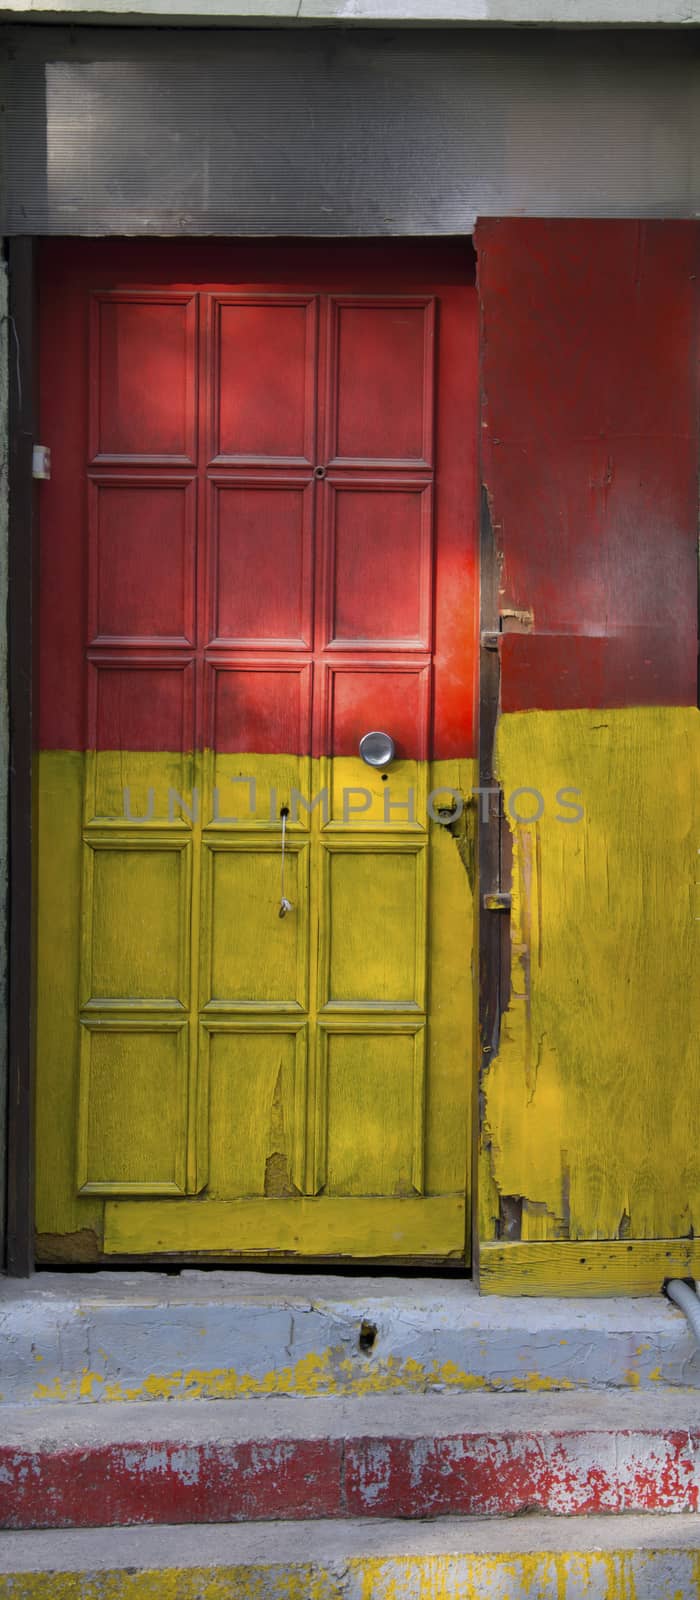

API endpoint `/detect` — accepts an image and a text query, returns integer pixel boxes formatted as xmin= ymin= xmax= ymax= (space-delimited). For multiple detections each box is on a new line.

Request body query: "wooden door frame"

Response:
xmin=4 ymin=234 xmax=496 ymax=1278
xmin=474 ymin=487 xmax=509 ymax=1280
xmin=7 ymin=236 xmax=38 ymax=1276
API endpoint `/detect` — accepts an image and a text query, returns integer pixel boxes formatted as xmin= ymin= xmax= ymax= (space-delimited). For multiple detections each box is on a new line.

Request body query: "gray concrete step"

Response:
xmin=2 ymin=1270 xmax=697 ymax=1404
xmin=1 ymin=1390 xmax=699 ymax=1528
xmin=1 ymin=1515 xmax=700 ymax=1596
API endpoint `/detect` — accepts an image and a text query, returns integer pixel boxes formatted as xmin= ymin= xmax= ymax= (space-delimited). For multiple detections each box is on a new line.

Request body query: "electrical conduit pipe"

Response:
xmin=666 ymin=1279 xmax=700 ymax=1346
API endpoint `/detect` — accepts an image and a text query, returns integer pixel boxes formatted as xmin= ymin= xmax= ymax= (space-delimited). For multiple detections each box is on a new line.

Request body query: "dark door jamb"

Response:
xmin=474 ymin=484 xmax=510 ymax=1278
xmin=6 ymin=236 xmax=38 ymax=1277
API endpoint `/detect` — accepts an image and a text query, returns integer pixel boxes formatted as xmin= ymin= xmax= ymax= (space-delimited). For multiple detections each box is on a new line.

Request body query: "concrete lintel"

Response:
xmin=1 ymin=0 xmax=699 ymax=23
xmin=0 ymin=1271 xmax=697 ymax=1402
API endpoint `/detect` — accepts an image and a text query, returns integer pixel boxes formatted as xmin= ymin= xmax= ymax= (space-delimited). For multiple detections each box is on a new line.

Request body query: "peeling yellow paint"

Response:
xmin=624 ymin=1369 xmax=641 ymax=1389
xmin=79 ymin=1369 xmax=105 ymax=1400
xmin=1 ymin=1551 xmax=699 ymax=1600
xmin=32 ymin=1353 xmax=575 ymax=1404
xmin=481 ymin=706 xmax=700 ymax=1291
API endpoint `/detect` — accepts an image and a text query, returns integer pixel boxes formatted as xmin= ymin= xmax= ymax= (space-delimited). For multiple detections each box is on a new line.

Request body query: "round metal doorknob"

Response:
xmin=359 ymin=731 xmax=395 ymax=768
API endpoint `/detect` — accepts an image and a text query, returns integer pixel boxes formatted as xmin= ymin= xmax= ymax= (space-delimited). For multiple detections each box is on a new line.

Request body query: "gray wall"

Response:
xmin=2 ymin=27 xmax=700 ymax=234
xmin=1 ymin=1 xmax=700 ymax=26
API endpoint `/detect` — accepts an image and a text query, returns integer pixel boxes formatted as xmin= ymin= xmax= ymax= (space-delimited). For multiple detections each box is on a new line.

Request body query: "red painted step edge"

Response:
xmin=1 ymin=1430 xmax=697 ymax=1530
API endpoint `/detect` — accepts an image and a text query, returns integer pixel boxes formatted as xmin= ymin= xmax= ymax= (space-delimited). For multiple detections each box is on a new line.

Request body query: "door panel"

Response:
xmin=36 ymin=240 xmax=478 ymax=1263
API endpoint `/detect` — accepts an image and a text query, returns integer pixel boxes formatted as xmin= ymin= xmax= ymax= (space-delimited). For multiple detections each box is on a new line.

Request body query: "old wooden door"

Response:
xmin=36 ymin=241 xmax=478 ymax=1264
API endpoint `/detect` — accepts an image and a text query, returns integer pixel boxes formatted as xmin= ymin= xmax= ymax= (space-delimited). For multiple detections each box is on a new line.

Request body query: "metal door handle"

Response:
xmin=359 ymin=731 xmax=395 ymax=768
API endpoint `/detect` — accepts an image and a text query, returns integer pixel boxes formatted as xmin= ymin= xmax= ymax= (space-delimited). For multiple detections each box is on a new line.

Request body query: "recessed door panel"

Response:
xmin=324 ymin=480 xmax=432 ymax=649
xmin=329 ymin=297 xmax=434 ymax=466
xmin=91 ymin=293 xmax=198 ymax=464
xmin=211 ymin=295 xmax=317 ymax=464
xmin=323 ymin=844 xmax=425 ymax=1009
xmin=321 ymin=1026 xmax=425 ymax=1198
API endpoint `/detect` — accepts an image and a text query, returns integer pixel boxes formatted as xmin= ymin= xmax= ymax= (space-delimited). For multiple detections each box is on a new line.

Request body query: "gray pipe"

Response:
xmin=666 ymin=1279 xmax=700 ymax=1345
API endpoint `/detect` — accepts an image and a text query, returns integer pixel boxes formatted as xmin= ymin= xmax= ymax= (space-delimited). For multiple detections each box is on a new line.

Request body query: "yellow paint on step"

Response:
xmin=481 ymin=707 xmax=700 ymax=1287
xmin=32 ymin=1353 xmax=575 ymax=1404
xmin=2 ymin=1551 xmax=700 ymax=1599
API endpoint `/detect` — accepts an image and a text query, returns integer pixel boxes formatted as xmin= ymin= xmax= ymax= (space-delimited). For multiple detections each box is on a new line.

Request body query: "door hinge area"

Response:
xmin=483 ymin=891 xmax=512 ymax=912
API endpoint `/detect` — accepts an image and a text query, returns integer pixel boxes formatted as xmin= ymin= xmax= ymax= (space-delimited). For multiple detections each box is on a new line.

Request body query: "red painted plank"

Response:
xmin=477 ymin=219 xmax=699 ymax=711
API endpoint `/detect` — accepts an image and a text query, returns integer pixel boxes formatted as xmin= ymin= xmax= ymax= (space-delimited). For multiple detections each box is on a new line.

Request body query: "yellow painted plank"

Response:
xmin=480 ymin=1239 xmax=700 ymax=1296
xmin=482 ymin=706 xmax=700 ymax=1248
xmin=103 ymin=1196 xmax=466 ymax=1257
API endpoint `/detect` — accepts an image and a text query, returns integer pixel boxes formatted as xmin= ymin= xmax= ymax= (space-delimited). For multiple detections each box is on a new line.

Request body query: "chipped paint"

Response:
xmin=2 ymin=1410 xmax=699 ymax=1529
xmin=1 ymin=1549 xmax=700 ymax=1599
xmin=479 ymin=706 xmax=700 ymax=1293
xmin=32 ymin=1354 xmax=577 ymax=1405
xmin=4 ymin=1274 xmax=697 ymax=1408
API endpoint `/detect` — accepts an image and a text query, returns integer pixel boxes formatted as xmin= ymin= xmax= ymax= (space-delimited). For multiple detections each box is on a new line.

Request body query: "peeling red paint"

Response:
xmin=477 ymin=219 xmax=699 ymax=713
xmin=0 ymin=1427 xmax=696 ymax=1530
xmin=0 ymin=1439 xmax=344 ymax=1530
xmin=345 ymin=1430 xmax=698 ymax=1518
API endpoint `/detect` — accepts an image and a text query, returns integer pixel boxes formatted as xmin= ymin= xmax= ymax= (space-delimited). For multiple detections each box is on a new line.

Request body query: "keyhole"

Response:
xmin=314 ymin=465 xmax=326 ymax=480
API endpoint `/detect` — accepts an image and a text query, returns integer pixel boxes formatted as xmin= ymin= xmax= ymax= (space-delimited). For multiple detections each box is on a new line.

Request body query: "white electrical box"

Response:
xmin=32 ymin=445 xmax=51 ymax=481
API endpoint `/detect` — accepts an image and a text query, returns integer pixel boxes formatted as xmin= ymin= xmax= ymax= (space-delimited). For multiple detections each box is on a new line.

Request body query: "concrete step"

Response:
xmin=1 ymin=1515 xmax=700 ymax=1597
xmin=2 ymin=1271 xmax=698 ymax=1405
xmin=1 ymin=1391 xmax=698 ymax=1529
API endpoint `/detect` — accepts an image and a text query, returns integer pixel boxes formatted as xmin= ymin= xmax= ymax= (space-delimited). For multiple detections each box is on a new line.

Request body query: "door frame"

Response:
xmin=4 ymin=235 xmax=502 ymax=1278
xmin=7 ymin=236 xmax=38 ymax=1276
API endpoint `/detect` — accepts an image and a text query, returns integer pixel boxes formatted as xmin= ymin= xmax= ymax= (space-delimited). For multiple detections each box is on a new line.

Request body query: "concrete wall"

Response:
xmin=0 ymin=0 xmax=698 ymax=24
xmin=3 ymin=29 xmax=700 ymax=236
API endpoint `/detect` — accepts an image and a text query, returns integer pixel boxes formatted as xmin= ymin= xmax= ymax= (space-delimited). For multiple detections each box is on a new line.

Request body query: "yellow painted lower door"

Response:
xmin=35 ymin=752 xmax=475 ymax=1263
